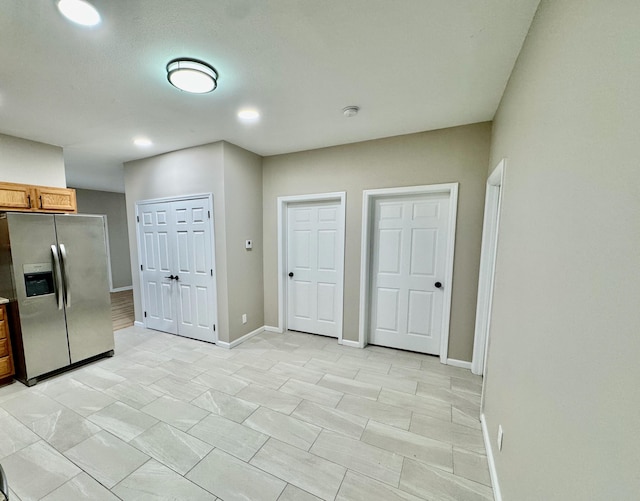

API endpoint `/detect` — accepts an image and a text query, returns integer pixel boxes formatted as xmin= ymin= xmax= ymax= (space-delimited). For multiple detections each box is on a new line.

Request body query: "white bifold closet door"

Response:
xmin=139 ymin=197 xmax=215 ymax=342
xmin=369 ymin=193 xmax=450 ymax=354
xmin=287 ymin=201 xmax=343 ymax=338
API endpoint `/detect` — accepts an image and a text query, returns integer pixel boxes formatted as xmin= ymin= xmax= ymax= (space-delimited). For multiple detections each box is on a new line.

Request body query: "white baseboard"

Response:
xmin=264 ymin=326 xmax=283 ymax=333
xmin=339 ymin=338 xmax=364 ymax=349
xmin=111 ymin=285 xmax=133 ymax=293
xmin=134 ymin=321 xmax=145 ymax=328
xmin=480 ymin=413 xmax=502 ymax=501
xmin=217 ymin=326 xmax=265 ymax=349
xmin=447 ymin=358 xmax=472 ymax=370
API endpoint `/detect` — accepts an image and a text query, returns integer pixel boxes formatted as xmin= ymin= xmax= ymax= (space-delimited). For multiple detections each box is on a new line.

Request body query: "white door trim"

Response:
xmin=135 ymin=193 xmax=219 ymax=343
xmin=472 ymin=159 xmax=506 ymax=377
xmin=277 ymin=192 xmax=346 ymax=343
xmin=358 ymin=183 xmax=459 ymax=362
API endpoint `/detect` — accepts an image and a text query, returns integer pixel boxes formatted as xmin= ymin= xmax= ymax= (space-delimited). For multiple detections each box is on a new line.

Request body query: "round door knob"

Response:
xmin=288 ymin=272 xmax=294 ymax=277
xmin=174 ymin=275 xmax=179 ymax=281
xmin=434 ymin=281 xmax=442 ymax=289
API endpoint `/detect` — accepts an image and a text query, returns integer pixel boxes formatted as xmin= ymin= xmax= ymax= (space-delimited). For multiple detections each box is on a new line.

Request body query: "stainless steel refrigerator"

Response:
xmin=0 ymin=212 xmax=114 ymax=386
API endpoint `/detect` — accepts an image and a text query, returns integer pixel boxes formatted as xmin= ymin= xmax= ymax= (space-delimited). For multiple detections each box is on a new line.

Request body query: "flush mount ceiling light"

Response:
xmin=56 ymin=0 xmax=101 ymax=26
xmin=166 ymin=58 xmax=218 ymax=94
xmin=342 ymin=106 xmax=359 ymax=117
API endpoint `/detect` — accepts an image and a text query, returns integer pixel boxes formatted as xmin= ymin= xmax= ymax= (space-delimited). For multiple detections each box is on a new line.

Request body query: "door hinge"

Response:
xmin=140 ymin=264 xmax=143 ymax=271
xmin=210 ymin=269 xmax=213 ymax=276
xmin=213 ymin=324 xmax=216 ymax=332
xmin=144 ymin=311 xmax=147 ymax=318
xmin=137 ymin=215 xmax=139 ymax=223
xmin=208 ymin=210 xmax=211 ymax=219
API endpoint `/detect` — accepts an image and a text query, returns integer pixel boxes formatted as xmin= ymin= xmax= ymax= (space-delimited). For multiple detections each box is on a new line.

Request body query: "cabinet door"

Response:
xmin=0 ymin=305 xmax=14 ymax=379
xmin=35 ymin=187 xmax=77 ymax=212
xmin=0 ymin=182 xmax=33 ymax=211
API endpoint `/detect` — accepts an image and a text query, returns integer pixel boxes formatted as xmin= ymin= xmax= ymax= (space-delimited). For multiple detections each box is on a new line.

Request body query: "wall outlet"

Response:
xmin=242 ymin=314 xmax=247 ymax=324
xmin=497 ymin=425 xmax=504 ymax=451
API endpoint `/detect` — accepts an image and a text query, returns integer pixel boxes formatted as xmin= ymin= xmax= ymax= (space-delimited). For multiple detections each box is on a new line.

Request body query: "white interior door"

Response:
xmin=287 ymin=201 xmax=343 ymax=337
xmin=173 ymin=199 xmax=215 ymax=342
xmin=370 ymin=193 xmax=450 ymax=354
xmin=139 ymin=202 xmax=177 ymax=334
xmin=139 ymin=197 xmax=216 ymax=342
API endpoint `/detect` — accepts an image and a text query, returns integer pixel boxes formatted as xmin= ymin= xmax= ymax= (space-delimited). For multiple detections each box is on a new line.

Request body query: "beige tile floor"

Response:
xmin=0 ymin=326 xmax=492 ymax=501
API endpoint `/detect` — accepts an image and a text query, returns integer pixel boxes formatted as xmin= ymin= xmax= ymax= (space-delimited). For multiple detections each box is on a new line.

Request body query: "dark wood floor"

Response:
xmin=111 ymin=289 xmax=134 ymax=331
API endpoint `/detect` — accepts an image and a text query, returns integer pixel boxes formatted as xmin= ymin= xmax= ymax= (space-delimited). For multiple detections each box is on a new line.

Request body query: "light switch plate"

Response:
xmin=245 ymin=239 xmax=252 ymax=249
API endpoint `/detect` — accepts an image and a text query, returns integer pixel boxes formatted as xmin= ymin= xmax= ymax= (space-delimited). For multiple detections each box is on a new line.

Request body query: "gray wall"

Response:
xmin=0 ymin=133 xmax=66 ymax=187
xmin=75 ymin=188 xmax=132 ymax=290
xmin=222 ymin=142 xmax=264 ymax=337
xmin=484 ymin=0 xmax=640 ymax=498
xmin=263 ymin=123 xmax=491 ymax=361
xmin=124 ymin=141 xmax=264 ymax=344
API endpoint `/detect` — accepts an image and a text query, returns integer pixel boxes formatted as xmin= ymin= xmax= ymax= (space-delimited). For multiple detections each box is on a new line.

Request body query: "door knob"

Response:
xmin=434 ymin=281 xmax=442 ymax=289
xmin=288 ymin=272 xmax=294 ymax=277
xmin=174 ymin=275 xmax=179 ymax=281
xmin=165 ymin=275 xmax=175 ymax=280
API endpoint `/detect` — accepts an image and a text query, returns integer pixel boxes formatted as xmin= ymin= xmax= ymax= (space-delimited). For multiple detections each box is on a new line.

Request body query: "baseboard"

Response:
xmin=217 ymin=326 xmax=265 ymax=349
xmin=264 ymin=325 xmax=283 ymax=333
xmin=134 ymin=321 xmax=145 ymax=328
xmin=110 ymin=285 xmax=133 ymax=293
xmin=447 ymin=358 xmax=472 ymax=370
xmin=480 ymin=413 xmax=502 ymax=501
xmin=339 ymin=338 xmax=364 ymax=348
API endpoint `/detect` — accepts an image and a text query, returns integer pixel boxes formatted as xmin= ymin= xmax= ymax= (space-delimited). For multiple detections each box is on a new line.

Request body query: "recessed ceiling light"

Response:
xmin=133 ymin=137 xmax=152 ymax=147
xmin=56 ymin=0 xmax=101 ymax=27
xmin=342 ymin=106 xmax=359 ymax=117
xmin=166 ymin=59 xmax=218 ymax=94
xmin=238 ymin=109 xmax=260 ymax=121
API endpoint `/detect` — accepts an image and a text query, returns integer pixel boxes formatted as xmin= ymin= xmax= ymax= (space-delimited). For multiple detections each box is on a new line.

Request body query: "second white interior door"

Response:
xmin=287 ymin=201 xmax=343 ymax=338
xmin=369 ymin=192 xmax=450 ymax=354
xmin=139 ymin=197 xmax=216 ymax=342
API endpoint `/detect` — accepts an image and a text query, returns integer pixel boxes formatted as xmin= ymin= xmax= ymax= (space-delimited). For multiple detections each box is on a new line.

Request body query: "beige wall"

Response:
xmin=124 ymin=142 xmax=230 ymax=341
xmin=0 ymin=133 xmax=66 ymax=187
xmin=222 ymin=142 xmax=264 ymax=339
xmin=124 ymin=141 xmax=265 ymax=344
xmin=484 ymin=0 xmax=640 ymax=498
xmin=263 ymin=123 xmax=491 ymax=360
xmin=75 ymin=188 xmax=132 ymax=290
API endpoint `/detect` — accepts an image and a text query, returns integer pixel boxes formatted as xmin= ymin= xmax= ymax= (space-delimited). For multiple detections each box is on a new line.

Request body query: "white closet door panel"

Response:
xmin=287 ymin=201 xmax=342 ymax=338
xmin=370 ymin=193 xmax=449 ymax=354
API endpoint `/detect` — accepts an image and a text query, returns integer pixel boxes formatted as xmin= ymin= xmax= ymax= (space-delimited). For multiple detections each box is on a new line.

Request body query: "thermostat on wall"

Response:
xmin=245 ymin=239 xmax=252 ymax=250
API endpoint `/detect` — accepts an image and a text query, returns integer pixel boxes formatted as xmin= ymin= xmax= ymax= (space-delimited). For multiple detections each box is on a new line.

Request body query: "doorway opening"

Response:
xmin=473 ymin=159 xmax=506 ymax=380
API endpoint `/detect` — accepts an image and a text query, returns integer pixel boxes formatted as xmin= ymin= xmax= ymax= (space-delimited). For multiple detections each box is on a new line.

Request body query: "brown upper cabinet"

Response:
xmin=0 ymin=182 xmax=77 ymax=213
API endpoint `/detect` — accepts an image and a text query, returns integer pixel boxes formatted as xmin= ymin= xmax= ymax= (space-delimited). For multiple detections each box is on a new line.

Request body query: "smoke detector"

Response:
xmin=342 ymin=106 xmax=359 ymax=117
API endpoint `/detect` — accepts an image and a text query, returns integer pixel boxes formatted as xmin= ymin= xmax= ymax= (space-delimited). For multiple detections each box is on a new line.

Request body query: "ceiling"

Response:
xmin=0 ymin=0 xmax=540 ymax=192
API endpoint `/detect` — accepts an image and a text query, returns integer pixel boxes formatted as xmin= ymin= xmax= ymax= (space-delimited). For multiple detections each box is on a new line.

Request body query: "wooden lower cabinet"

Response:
xmin=0 ymin=304 xmax=15 ymax=384
xmin=0 ymin=181 xmax=77 ymax=213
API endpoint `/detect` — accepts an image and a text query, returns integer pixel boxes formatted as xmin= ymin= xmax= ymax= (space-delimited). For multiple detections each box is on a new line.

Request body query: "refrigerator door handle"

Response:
xmin=51 ymin=244 xmax=64 ymax=310
xmin=59 ymin=243 xmax=71 ymax=308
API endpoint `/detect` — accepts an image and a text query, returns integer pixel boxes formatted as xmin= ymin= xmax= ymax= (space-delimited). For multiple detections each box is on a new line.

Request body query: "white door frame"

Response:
xmin=135 ymin=193 xmax=219 ymax=343
xmin=358 ymin=183 xmax=459 ymax=362
xmin=472 ymin=159 xmax=506 ymax=376
xmin=277 ymin=192 xmax=346 ymax=343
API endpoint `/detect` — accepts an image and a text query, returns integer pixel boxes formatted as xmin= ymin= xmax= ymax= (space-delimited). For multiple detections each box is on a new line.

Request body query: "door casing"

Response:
xmin=277 ymin=192 xmax=346 ymax=343
xmin=135 ymin=193 xmax=218 ymax=343
xmin=358 ymin=183 xmax=459 ymax=362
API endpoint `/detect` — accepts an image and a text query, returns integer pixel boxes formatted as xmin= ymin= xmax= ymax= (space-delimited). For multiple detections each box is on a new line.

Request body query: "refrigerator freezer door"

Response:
xmin=6 ymin=213 xmax=70 ymax=379
xmin=55 ymin=215 xmax=114 ymax=363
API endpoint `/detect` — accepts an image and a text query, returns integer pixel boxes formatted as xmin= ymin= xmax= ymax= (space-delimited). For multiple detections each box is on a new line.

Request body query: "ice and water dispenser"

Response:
xmin=23 ymin=263 xmax=55 ymax=297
